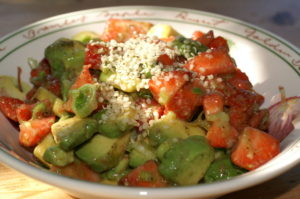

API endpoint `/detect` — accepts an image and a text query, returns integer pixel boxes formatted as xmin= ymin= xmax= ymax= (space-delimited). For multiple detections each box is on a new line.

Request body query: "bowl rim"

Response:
xmin=0 ymin=5 xmax=300 ymax=198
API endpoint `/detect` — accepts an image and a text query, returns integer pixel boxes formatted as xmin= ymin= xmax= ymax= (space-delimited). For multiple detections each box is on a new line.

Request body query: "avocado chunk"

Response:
xmin=51 ymin=117 xmax=98 ymax=151
xmin=70 ymin=84 xmax=98 ymax=118
xmin=43 ymin=145 xmax=74 ymax=167
xmin=149 ymin=112 xmax=205 ymax=147
xmin=156 ymin=138 xmax=180 ymax=161
xmin=33 ymin=86 xmax=58 ymax=105
xmin=159 ymin=135 xmax=214 ymax=185
xmin=33 ymin=134 xmax=56 ymax=166
xmin=75 ymin=133 xmax=131 ymax=173
xmin=33 ymin=133 xmax=74 ymax=167
xmin=45 ymin=38 xmax=85 ymax=100
xmin=95 ymin=109 xmax=135 ymax=138
xmin=101 ymin=156 xmax=130 ymax=184
xmin=0 ymin=75 xmax=31 ymax=100
xmin=204 ymin=156 xmax=246 ymax=183
xmin=72 ymin=31 xmax=100 ymax=44
xmin=128 ymin=141 xmax=156 ymax=168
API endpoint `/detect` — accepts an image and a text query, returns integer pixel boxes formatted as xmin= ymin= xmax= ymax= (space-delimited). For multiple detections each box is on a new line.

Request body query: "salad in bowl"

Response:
xmin=0 ymin=17 xmax=299 ymax=189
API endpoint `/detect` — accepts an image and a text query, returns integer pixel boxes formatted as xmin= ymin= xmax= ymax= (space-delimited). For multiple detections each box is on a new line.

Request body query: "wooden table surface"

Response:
xmin=0 ymin=0 xmax=299 ymax=198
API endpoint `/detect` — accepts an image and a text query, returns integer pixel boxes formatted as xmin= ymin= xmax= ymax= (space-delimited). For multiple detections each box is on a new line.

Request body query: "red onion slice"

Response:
xmin=269 ymin=95 xmax=300 ymax=142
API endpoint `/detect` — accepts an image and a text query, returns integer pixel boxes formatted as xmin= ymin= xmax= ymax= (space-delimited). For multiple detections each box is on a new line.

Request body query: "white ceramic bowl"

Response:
xmin=0 ymin=6 xmax=299 ymax=199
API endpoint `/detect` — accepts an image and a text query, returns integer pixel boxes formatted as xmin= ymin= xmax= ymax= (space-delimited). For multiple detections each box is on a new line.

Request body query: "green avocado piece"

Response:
xmin=128 ymin=141 xmax=156 ymax=168
xmin=96 ymin=109 xmax=135 ymax=138
xmin=204 ymin=156 xmax=246 ymax=183
xmin=33 ymin=86 xmax=58 ymax=105
xmin=149 ymin=112 xmax=205 ymax=147
xmin=45 ymin=38 xmax=85 ymax=100
xmin=101 ymin=156 xmax=130 ymax=182
xmin=156 ymin=137 xmax=180 ymax=161
xmin=75 ymin=133 xmax=131 ymax=173
xmin=0 ymin=76 xmax=31 ymax=101
xmin=33 ymin=134 xmax=56 ymax=167
xmin=33 ymin=133 xmax=74 ymax=167
xmin=72 ymin=31 xmax=100 ymax=44
xmin=51 ymin=117 xmax=98 ymax=151
xmin=70 ymin=84 xmax=98 ymax=118
xmin=159 ymin=135 xmax=214 ymax=186
xmin=43 ymin=145 xmax=74 ymax=167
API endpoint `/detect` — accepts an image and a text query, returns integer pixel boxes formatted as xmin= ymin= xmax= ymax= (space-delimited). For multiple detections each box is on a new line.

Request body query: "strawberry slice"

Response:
xmin=71 ymin=65 xmax=95 ymax=89
xmin=268 ymin=96 xmax=300 ymax=142
xmin=0 ymin=96 xmax=24 ymax=121
xmin=101 ymin=19 xmax=153 ymax=42
xmin=84 ymin=43 xmax=108 ymax=70
xmin=231 ymin=127 xmax=280 ymax=170
xmin=19 ymin=116 xmax=56 ymax=147
xmin=149 ymin=71 xmax=190 ymax=105
xmin=119 ymin=160 xmax=167 ymax=187
xmin=183 ymin=49 xmax=236 ymax=76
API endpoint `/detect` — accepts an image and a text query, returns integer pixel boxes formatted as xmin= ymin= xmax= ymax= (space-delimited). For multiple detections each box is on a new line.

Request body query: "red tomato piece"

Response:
xmin=157 ymin=54 xmax=174 ymax=66
xmin=183 ymin=49 xmax=236 ymax=76
xmin=207 ymin=120 xmax=239 ymax=148
xmin=101 ymin=19 xmax=153 ymax=42
xmin=19 ymin=116 xmax=55 ymax=147
xmin=193 ymin=30 xmax=214 ymax=46
xmin=119 ymin=160 xmax=167 ymax=187
xmin=0 ymin=96 xmax=24 ymax=122
xmin=231 ymin=127 xmax=280 ymax=170
xmin=71 ymin=65 xmax=95 ymax=89
xmin=165 ymin=80 xmax=204 ymax=120
xmin=208 ymin=36 xmax=229 ymax=52
xmin=149 ymin=71 xmax=190 ymax=105
xmin=84 ymin=43 xmax=108 ymax=70
xmin=203 ymin=93 xmax=224 ymax=116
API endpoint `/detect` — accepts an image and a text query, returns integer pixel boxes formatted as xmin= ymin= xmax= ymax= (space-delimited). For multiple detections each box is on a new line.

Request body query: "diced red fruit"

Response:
xmin=203 ymin=93 xmax=224 ymax=116
xmin=193 ymin=30 xmax=214 ymax=46
xmin=71 ymin=65 xmax=95 ymax=89
xmin=50 ymin=161 xmax=100 ymax=182
xmin=119 ymin=160 xmax=167 ymax=187
xmin=207 ymin=121 xmax=239 ymax=148
xmin=228 ymin=107 xmax=248 ymax=132
xmin=0 ymin=96 xmax=24 ymax=122
xmin=227 ymin=69 xmax=253 ymax=90
xmin=16 ymin=104 xmax=34 ymax=122
xmin=84 ymin=43 xmax=108 ymax=70
xmin=157 ymin=54 xmax=174 ymax=66
xmin=183 ymin=49 xmax=236 ymax=76
xmin=165 ymin=80 xmax=203 ymax=120
xmin=30 ymin=59 xmax=51 ymax=85
xmin=149 ymin=71 xmax=190 ymax=105
xmin=30 ymin=59 xmax=61 ymax=97
xmin=101 ymin=19 xmax=153 ymax=42
xmin=208 ymin=36 xmax=229 ymax=52
xmin=19 ymin=116 xmax=55 ymax=147
xmin=192 ymin=31 xmax=204 ymax=41
xmin=231 ymin=127 xmax=280 ymax=170
xmin=249 ymin=109 xmax=269 ymax=131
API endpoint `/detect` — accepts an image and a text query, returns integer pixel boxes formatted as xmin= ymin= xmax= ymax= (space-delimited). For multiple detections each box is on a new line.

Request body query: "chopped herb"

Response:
xmin=192 ymin=87 xmax=204 ymax=95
